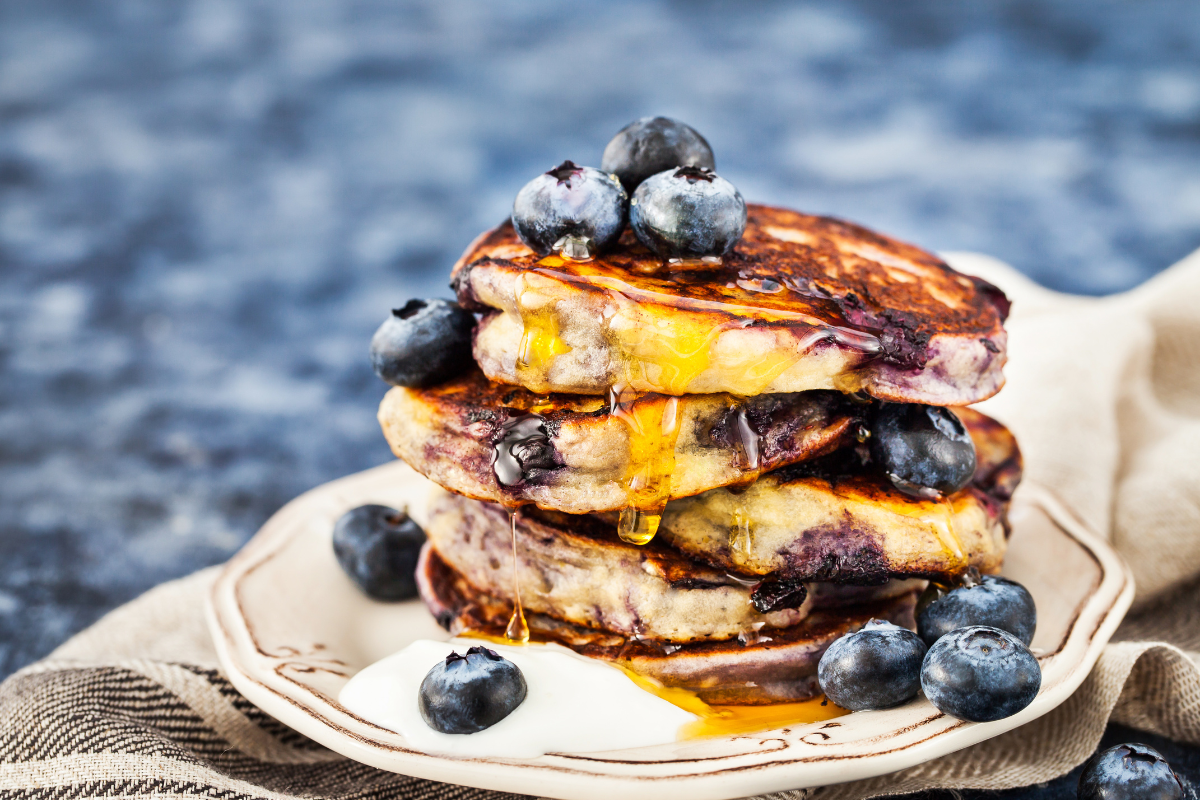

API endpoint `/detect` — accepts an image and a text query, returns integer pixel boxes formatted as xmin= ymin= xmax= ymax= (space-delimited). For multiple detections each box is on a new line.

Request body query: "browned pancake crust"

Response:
xmin=660 ymin=407 xmax=1022 ymax=582
xmin=417 ymin=543 xmax=918 ymax=705
xmin=453 ymin=204 xmax=1009 ymax=403
xmin=379 ymin=367 xmax=862 ymax=513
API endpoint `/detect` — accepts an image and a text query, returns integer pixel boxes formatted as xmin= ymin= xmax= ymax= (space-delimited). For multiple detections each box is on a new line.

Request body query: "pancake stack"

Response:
xmin=380 ymin=204 xmax=1021 ymax=705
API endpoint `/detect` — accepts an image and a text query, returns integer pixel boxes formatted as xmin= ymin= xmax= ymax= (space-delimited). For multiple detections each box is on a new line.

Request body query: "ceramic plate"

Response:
xmin=207 ymin=461 xmax=1133 ymax=800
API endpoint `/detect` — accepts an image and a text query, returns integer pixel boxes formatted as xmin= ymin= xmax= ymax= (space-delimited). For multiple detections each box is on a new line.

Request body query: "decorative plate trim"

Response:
xmin=207 ymin=462 xmax=1133 ymax=800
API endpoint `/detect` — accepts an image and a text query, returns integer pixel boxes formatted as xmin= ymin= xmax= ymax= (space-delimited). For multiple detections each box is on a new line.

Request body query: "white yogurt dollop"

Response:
xmin=339 ymin=638 xmax=697 ymax=758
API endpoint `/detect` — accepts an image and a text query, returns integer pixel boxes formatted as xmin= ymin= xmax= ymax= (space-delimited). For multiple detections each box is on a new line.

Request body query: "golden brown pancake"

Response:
xmin=424 ymin=489 xmax=924 ymax=642
xmin=453 ymin=204 xmax=1009 ymax=405
xmin=417 ymin=543 xmax=919 ymax=705
xmin=379 ymin=368 xmax=863 ymax=514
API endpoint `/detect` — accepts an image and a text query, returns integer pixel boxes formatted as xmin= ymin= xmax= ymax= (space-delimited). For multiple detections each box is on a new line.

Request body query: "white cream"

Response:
xmin=339 ymin=638 xmax=696 ymax=759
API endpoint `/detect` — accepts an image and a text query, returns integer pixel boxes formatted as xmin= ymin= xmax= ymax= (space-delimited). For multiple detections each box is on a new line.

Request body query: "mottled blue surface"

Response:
xmin=3 ymin=1 xmax=1200 ymax=794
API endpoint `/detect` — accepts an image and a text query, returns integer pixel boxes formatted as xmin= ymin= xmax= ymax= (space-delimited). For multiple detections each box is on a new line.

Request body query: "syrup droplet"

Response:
xmin=552 ymin=233 xmax=594 ymax=261
xmin=505 ymin=510 xmax=530 ymax=644
xmin=735 ymin=277 xmax=784 ymax=294
xmin=666 ymin=255 xmax=723 ymax=269
xmin=737 ymin=622 xmax=772 ymax=646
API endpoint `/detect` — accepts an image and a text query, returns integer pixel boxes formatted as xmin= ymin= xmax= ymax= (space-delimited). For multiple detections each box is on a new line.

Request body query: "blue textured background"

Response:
xmin=3 ymin=2 xmax=1200 ymax=795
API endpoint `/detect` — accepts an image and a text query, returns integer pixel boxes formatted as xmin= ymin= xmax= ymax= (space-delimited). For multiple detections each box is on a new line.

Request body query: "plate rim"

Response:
xmin=206 ymin=464 xmax=1134 ymax=800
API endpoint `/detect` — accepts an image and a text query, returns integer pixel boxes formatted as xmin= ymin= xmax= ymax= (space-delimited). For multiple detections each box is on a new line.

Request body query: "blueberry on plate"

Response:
xmin=370 ymin=299 xmax=475 ymax=388
xmin=921 ymin=625 xmax=1040 ymax=722
xmin=817 ymin=620 xmax=928 ymax=711
xmin=419 ymin=646 xmax=528 ymax=734
xmin=629 ymin=166 xmax=747 ymax=259
xmin=917 ymin=574 xmax=1037 ymax=647
xmin=332 ymin=504 xmax=425 ymax=601
xmin=601 ymin=116 xmax=716 ymax=193
xmin=870 ymin=403 xmax=977 ymax=496
xmin=512 ymin=160 xmax=627 ymax=258
xmin=1078 ymin=743 xmax=1183 ymax=800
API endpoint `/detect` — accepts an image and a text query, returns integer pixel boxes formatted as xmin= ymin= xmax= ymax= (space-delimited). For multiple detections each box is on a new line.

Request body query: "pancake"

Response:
xmin=379 ymin=368 xmax=863 ymax=514
xmin=425 ymin=489 xmax=924 ymax=643
xmin=417 ymin=543 xmax=919 ymax=705
xmin=453 ymin=204 xmax=1008 ymax=405
xmin=659 ymin=407 xmax=1021 ymax=582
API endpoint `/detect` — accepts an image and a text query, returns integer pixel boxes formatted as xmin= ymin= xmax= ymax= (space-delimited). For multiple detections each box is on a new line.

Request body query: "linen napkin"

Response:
xmin=4 ymin=249 xmax=1200 ymax=800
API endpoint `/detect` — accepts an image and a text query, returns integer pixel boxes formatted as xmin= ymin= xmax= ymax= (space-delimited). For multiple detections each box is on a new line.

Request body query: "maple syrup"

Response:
xmin=505 ymin=510 xmax=530 ymax=643
xmin=618 ymin=668 xmax=849 ymax=737
xmin=609 ymin=386 xmax=681 ymax=545
xmin=528 ymin=259 xmax=882 ymax=397
xmin=728 ymin=499 xmax=754 ymax=567
xmin=515 ymin=273 xmax=572 ymax=373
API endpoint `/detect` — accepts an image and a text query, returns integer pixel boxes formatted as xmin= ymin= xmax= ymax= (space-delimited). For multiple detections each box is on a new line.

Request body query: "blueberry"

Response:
xmin=921 ymin=626 xmax=1040 ymax=722
xmin=332 ymin=505 xmax=425 ymax=600
xmin=419 ymin=646 xmax=528 ymax=734
xmin=870 ymin=403 xmax=977 ymax=496
xmin=817 ymin=620 xmax=928 ymax=711
xmin=512 ymin=160 xmax=627 ymax=258
xmin=1078 ymin=743 xmax=1183 ymax=800
xmin=601 ymin=116 xmax=716 ymax=193
xmin=629 ymin=166 xmax=747 ymax=259
xmin=370 ymin=299 xmax=475 ymax=388
xmin=917 ymin=574 xmax=1037 ymax=647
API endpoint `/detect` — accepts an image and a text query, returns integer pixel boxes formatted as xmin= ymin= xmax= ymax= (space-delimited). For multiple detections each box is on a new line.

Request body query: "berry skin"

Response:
xmin=601 ymin=116 xmax=716 ymax=192
xmin=419 ymin=646 xmax=528 ymax=734
xmin=917 ymin=574 xmax=1037 ymax=647
xmin=370 ymin=299 xmax=475 ymax=388
xmin=512 ymin=160 xmax=627 ymax=257
xmin=1078 ymin=743 xmax=1183 ymax=800
xmin=817 ymin=620 xmax=928 ymax=711
xmin=332 ymin=505 xmax=425 ymax=600
xmin=870 ymin=403 xmax=977 ymax=496
xmin=920 ymin=626 xmax=1041 ymax=723
xmin=629 ymin=166 xmax=747 ymax=259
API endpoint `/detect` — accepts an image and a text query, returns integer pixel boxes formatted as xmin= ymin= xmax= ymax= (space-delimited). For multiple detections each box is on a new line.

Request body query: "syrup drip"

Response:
xmin=515 ymin=273 xmax=572 ymax=373
xmin=505 ymin=510 xmax=530 ymax=643
xmin=934 ymin=495 xmax=968 ymax=573
xmin=609 ymin=386 xmax=681 ymax=545
xmin=728 ymin=499 xmax=754 ymax=567
xmin=727 ymin=405 xmax=760 ymax=565
xmin=903 ymin=494 xmax=968 ymax=573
